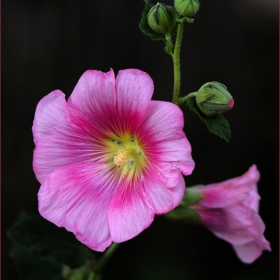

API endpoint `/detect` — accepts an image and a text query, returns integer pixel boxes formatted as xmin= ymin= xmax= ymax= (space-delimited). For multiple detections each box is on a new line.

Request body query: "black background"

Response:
xmin=2 ymin=0 xmax=279 ymax=279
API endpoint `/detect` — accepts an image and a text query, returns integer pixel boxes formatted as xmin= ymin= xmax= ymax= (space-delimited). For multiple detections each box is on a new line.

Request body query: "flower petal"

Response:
xmin=68 ymin=69 xmax=117 ymax=123
xmin=107 ymin=179 xmax=154 ymax=243
xmin=32 ymin=90 xmax=106 ymax=184
xmin=233 ymin=242 xmax=264 ymax=263
xmin=139 ymin=101 xmax=195 ymax=176
xmin=38 ymin=163 xmax=117 ymax=252
xmin=143 ymin=173 xmax=186 ymax=214
xmin=32 ymin=90 xmax=72 ymax=183
xmin=115 ymin=69 xmax=154 ymax=130
xmin=198 ymin=165 xmax=260 ymax=208
xmin=233 ymin=234 xmax=271 ymax=264
xmin=107 ymin=171 xmax=186 ymax=243
xmin=203 ymin=206 xmax=259 ymax=245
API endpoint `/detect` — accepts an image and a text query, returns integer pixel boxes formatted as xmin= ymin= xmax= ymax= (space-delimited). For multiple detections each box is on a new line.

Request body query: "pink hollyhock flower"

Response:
xmin=191 ymin=165 xmax=271 ymax=263
xmin=32 ymin=69 xmax=195 ymax=252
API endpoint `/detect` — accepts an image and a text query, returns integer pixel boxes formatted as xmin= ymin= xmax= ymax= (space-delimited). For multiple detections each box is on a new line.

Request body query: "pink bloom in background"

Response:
xmin=191 ymin=165 xmax=271 ymax=263
xmin=32 ymin=69 xmax=195 ymax=252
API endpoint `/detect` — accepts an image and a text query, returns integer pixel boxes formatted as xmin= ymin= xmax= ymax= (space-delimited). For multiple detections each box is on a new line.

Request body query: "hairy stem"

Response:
xmin=172 ymin=23 xmax=184 ymax=104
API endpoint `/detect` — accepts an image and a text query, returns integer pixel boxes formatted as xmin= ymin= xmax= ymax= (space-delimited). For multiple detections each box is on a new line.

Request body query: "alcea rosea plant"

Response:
xmin=8 ymin=0 xmax=270 ymax=278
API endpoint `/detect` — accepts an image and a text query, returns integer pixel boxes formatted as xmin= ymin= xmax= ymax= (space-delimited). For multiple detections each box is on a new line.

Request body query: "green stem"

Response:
xmin=94 ymin=243 xmax=119 ymax=273
xmin=165 ymin=33 xmax=173 ymax=48
xmin=172 ymin=23 xmax=184 ymax=104
xmin=178 ymin=92 xmax=197 ymax=105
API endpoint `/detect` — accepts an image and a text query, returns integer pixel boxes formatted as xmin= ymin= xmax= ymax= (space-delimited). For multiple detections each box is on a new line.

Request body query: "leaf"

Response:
xmin=7 ymin=212 xmax=97 ymax=269
xmin=11 ymin=244 xmax=63 ymax=280
xmin=185 ymin=98 xmax=231 ymax=142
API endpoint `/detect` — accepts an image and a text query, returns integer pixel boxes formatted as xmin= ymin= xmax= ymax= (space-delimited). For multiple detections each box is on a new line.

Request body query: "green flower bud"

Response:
xmin=174 ymin=0 xmax=200 ymax=17
xmin=147 ymin=3 xmax=176 ymax=34
xmin=196 ymin=82 xmax=234 ymax=116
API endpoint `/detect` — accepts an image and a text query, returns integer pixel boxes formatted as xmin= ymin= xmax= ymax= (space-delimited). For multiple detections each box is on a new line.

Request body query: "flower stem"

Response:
xmin=94 ymin=243 xmax=119 ymax=273
xmin=165 ymin=33 xmax=173 ymax=47
xmin=178 ymin=92 xmax=197 ymax=105
xmin=172 ymin=23 xmax=184 ymax=104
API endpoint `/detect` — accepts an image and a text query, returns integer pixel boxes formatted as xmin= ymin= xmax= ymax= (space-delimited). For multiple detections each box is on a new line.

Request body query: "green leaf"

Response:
xmin=139 ymin=0 xmax=166 ymax=41
xmin=185 ymin=98 xmax=231 ymax=142
xmin=11 ymin=244 xmax=62 ymax=280
xmin=7 ymin=213 xmax=96 ymax=269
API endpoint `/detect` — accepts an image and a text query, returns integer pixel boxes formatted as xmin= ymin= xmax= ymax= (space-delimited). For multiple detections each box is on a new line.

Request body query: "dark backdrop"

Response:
xmin=2 ymin=0 xmax=279 ymax=279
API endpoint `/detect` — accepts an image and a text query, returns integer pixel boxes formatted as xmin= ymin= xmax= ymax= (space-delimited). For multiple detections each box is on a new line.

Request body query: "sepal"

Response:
xmin=165 ymin=207 xmax=203 ymax=224
xmin=176 ymin=16 xmax=195 ymax=24
xmin=165 ymin=186 xmax=204 ymax=224
xmin=182 ymin=185 xmax=205 ymax=206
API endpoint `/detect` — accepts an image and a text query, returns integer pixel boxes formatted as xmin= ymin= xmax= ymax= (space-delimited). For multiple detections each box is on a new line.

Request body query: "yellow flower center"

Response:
xmin=114 ymin=148 xmax=131 ymax=167
xmin=105 ymin=135 xmax=146 ymax=178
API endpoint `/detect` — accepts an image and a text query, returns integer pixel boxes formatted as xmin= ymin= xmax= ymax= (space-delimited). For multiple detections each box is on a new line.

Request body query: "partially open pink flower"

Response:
xmin=32 ymin=69 xmax=195 ymax=252
xmin=191 ymin=165 xmax=271 ymax=263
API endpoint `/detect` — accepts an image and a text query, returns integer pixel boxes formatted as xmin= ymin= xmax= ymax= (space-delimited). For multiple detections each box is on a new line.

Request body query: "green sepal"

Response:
xmin=7 ymin=212 xmax=97 ymax=270
xmin=139 ymin=0 xmax=177 ymax=41
xmin=165 ymin=206 xmax=202 ymax=224
xmin=182 ymin=185 xmax=204 ymax=206
xmin=164 ymin=43 xmax=174 ymax=54
xmin=184 ymin=97 xmax=231 ymax=142
xmin=165 ymin=185 xmax=204 ymax=224
xmin=176 ymin=16 xmax=195 ymax=24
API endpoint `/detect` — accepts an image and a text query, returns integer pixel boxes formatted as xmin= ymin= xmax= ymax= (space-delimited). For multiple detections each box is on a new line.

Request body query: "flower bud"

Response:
xmin=174 ymin=0 xmax=200 ymax=17
xmin=147 ymin=3 xmax=176 ymax=34
xmin=190 ymin=165 xmax=271 ymax=264
xmin=196 ymin=82 xmax=234 ymax=116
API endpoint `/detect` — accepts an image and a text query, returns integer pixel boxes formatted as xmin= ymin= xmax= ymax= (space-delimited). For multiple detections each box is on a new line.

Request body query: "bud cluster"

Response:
xmin=147 ymin=0 xmax=200 ymax=35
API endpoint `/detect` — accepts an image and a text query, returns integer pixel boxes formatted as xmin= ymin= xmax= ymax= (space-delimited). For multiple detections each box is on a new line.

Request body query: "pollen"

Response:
xmin=114 ymin=148 xmax=131 ymax=167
